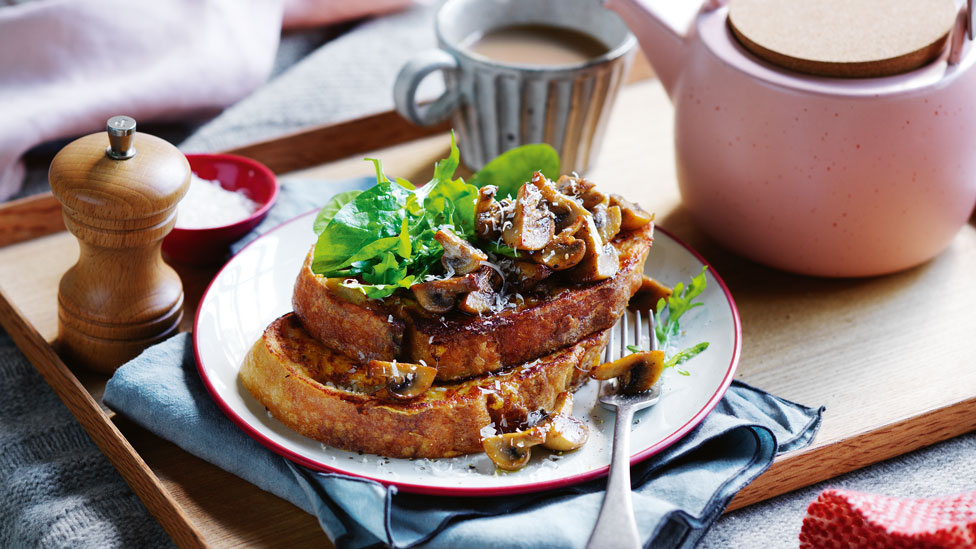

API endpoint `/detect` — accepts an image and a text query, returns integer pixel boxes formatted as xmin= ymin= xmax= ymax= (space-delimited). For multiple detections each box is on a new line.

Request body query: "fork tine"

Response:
xmin=634 ymin=308 xmax=642 ymax=353
xmin=605 ymin=316 xmax=616 ymax=363
xmin=621 ymin=309 xmax=631 ymax=359
xmin=648 ymin=307 xmax=658 ymax=352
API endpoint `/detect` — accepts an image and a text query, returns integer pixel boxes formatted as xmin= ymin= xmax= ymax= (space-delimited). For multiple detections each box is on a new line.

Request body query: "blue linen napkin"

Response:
xmin=103 ymin=177 xmax=824 ymax=548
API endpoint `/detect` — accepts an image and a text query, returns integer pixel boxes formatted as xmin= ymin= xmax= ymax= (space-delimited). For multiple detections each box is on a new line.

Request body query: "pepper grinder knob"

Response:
xmin=105 ymin=115 xmax=137 ymax=160
xmin=49 ymin=115 xmax=190 ymax=373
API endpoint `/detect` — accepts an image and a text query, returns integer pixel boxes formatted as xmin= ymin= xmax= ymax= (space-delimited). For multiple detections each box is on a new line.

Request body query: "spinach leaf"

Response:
xmin=312 ymin=190 xmax=362 ymax=235
xmin=468 ymin=143 xmax=560 ymax=198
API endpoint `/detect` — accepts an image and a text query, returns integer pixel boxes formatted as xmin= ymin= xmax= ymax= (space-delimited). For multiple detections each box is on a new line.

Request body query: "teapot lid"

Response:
xmin=728 ymin=0 xmax=957 ymax=78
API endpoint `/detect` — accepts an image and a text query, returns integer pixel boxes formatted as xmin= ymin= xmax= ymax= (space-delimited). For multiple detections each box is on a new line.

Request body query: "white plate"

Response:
xmin=194 ymin=211 xmax=741 ymax=496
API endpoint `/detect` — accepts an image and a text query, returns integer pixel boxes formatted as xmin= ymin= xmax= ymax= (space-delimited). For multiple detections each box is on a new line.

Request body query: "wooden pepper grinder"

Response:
xmin=49 ymin=116 xmax=190 ymax=373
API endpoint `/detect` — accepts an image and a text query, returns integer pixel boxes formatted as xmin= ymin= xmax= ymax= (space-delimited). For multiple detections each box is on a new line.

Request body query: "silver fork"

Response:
xmin=586 ymin=308 xmax=661 ymax=549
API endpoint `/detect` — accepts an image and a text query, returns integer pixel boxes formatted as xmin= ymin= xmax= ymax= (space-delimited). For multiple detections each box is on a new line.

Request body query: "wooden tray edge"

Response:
xmin=0 ymin=290 xmax=207 ymax=548
xmin=728 ymin=397 xmax=976 ymax=511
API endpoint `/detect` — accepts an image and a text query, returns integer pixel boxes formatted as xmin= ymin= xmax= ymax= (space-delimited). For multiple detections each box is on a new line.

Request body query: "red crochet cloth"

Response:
xmin=800 ymin=489 xmax=976 ymax=548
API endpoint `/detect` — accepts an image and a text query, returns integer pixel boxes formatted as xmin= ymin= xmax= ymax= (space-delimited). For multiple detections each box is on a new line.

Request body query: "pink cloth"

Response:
xmin=0 ymin=0 xmax=410 ymax=201
xmin=801 ymin=489 xmax=976 ymax=548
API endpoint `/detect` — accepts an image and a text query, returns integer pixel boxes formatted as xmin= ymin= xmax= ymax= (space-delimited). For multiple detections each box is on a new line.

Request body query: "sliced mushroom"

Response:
xmin=532 ymin=231 xmax=586 ymax=271
xmin=570 ymin=215 xmax=620 ymax=282
xmin=458 ymin=266 xmax=502 ymax=314
xmin=591 ymin=202 xmax=623 ymax=244
xmin=555 ymin=174 xmax=596 ymax=198
xmin=435 ymin=229 xmax=487 ymax=275
xmin=630 ymin=275 xmax=673 ymax=312
xmin=533 ymin=176 xmax=590 ymax=239
xmin=537 ymin=175 xmax=587 ymax=216
xmin=540 ymin=392 xmax=589 ymax=451
xmin=481 ymin=425 xmax=547 ymax=471
xmin=580 ymin=186 xmax=608 ymax=210
xmin=542 ymin=414 xmax=589 ymax=451
xmin=619 ymin=350 xmax=665 ymax=394
xmin=367 ymin=360 xmax=437 ymax=401
xmin=590 ymin=350 xmax=665 ymax=394
xmin=511 ymin=260 xmax=553 ymax=291
xmin=502 ymin=181 xmax=554 ymax=251
xmin=551 ymin=391 xmax=574 ymax=416
xmin=554 ymin=214 xmax=584 ymax=237
xmin=410 ymin=273 xmax=480 ymax=313
xmin=609 ymin=193 xmax=654 ymax=230
xmin=475 ymin=185 xmax=502 ymax=239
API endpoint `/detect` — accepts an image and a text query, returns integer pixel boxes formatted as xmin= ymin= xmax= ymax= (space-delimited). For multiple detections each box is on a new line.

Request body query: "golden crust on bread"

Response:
xmin=239 ymin=313 xmax=608 ymax=458
xmin=292 ymin=270 xmax=403 ymax=363
xmin=292 ymin=222 xmax=653 ymax=382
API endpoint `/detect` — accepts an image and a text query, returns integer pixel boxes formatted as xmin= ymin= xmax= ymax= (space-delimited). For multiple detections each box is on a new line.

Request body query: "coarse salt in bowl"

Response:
xmin=162 ymin=153 xmax=278 ymax=266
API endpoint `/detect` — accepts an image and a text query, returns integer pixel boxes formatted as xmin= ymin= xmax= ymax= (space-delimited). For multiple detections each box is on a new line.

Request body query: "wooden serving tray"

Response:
xmin=2 ymin=71 xmax=976 ymax=547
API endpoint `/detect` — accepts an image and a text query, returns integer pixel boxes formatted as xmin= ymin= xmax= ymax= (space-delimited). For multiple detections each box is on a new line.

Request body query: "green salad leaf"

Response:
xmin=654 ymin=266 xmax=710 ymax=374
xmin=467 ymin=143 xmax=560 ymax=199
xmin=313 ymin=190 xmax=362 ymax=235
xmin=310 ymin=134 xmax=481 ymax=299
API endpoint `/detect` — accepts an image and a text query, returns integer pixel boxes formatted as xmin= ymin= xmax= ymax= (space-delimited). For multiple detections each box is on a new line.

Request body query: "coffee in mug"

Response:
xmin=463 ymin=24 xmax=611 ymax=67
xmin=394 ymin=0 xmax=636 ymax=173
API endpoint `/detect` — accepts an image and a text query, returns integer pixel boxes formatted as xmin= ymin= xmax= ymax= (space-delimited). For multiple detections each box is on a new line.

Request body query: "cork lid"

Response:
xmin=728 ymin=0 xmax=958 ymax=78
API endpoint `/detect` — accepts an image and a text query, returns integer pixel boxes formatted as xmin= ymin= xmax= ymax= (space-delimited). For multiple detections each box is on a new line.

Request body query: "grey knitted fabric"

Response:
xmin=0 ymin=328 xmax=172 ymax=548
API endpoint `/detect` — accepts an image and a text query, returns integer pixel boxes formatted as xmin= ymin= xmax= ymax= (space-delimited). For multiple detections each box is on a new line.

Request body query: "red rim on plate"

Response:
xmin=193 ymin=213 xmax=742 ymax=497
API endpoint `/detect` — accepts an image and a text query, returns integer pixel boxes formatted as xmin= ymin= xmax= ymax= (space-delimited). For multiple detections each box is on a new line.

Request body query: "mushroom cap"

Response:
xmin=542 ymin=414 xmax=589 ymax=452
xmin=591 ymin=350 xmax=665 ymax=383
xmin=410 ymin=273 xmax=480 ymax=313
xmin=533 ymin=232 xmax=586 ymax=271
xmin=502 ymin=181 xmax=554 ymax=251
xmin=457 ymin=266 xmax=501 ymax=314
xmin=610 ymin=193 xmax=654 ymax=231
xmin=570 ymin=215 xmax=620 ymax=283
xmin=367 ymin=360 xmax=437 ymax=401
xmin=435 ymin=229 xmax=487 ymax=276
xmin=481 ymin=426 xmax=546 ymax=471
xmin=619 ymin=350 xmax=665 ymax=394
xmin=475 ymin=186 xmax=503 ymax=240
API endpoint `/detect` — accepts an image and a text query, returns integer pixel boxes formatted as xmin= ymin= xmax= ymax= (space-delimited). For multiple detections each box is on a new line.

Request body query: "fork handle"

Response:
xmin=586 ymin=406 xmax=642 ymax=549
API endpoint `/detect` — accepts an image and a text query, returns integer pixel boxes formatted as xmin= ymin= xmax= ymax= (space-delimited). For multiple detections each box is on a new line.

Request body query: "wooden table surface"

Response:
xmin=1 ymin=76 xmax=975 ymax=547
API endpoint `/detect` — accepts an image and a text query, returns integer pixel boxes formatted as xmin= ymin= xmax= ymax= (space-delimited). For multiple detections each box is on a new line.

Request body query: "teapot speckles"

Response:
xmin=607 ymin=0 xmax=976 ymax=276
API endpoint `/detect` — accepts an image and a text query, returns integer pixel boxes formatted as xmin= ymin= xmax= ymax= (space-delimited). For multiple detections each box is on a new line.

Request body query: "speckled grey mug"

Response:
xmin=394 ymin=0 xmax=636 ymax=173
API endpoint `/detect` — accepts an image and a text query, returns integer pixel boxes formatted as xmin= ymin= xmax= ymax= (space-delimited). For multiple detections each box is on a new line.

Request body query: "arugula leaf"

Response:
xmin=468 ymin=143 xmax=560 ymax=199
xmin=665 ymin=341 xmax=710 ymax=374
xmin=655 ymin=266 xmax=709 ymax=351
xmin=313 ymin=190 xmax=362 ymax=235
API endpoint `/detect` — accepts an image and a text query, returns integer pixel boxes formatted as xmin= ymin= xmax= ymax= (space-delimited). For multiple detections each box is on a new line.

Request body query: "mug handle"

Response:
xmin=394 ymin=49 xmax=460 ymax=127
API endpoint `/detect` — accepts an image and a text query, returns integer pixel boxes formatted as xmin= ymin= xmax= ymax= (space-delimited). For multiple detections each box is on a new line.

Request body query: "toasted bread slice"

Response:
xmin=293 ymin=222 xmax=653 ymax=381
xmin=239 ymin=313 xmax=608 ymax=458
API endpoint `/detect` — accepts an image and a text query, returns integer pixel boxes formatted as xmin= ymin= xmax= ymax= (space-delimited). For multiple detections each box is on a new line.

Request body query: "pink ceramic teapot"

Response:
xmin=605 ymin=0 xmax=976 ymax=276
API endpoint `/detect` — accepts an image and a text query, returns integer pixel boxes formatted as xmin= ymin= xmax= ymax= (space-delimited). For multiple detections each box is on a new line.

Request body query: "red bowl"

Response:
xmin=162 ymin=153 xmax=278 ymax=266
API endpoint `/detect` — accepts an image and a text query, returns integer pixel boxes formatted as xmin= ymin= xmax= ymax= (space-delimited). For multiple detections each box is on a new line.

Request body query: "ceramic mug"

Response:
xmin=394 ymin=0 xmax=636 ymax=173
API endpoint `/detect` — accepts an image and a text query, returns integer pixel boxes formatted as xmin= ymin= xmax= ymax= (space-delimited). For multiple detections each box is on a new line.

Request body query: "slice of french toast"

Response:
xmin=293 ymin=222 xmax=653 ymax=381
xmin=239 ymin=312 xmax=608 ymax=458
